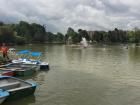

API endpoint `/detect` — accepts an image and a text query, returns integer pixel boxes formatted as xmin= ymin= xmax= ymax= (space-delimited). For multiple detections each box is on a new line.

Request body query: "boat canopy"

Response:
xmin=30 ymin=52 xmax=42 ymax=57
xmin=16 ymin=50 xmax=31 ymax=55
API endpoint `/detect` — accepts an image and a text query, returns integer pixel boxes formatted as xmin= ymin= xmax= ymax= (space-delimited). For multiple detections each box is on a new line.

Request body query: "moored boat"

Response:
xmin=0 ymin=76 xmax=37 ymax=101
xmin=0 ymin=70 xmax=15 ymax=76
xmin=15 ymin=67 xmax=36 ymax=76
xmin=12 ymin=50 xmax=49 ymax=70
xmin=12 ymin=59 xmax=49 ymax=70
xmin=39 ymin=62 xmax=49 ymax=70
xmin=0 ymin=89 xmax=9 ymax=104
xmin=0 ymin=65 xmax=37 ymax=76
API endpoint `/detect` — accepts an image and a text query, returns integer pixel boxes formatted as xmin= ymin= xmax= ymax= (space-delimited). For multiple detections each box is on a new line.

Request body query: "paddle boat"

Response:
xmin=0 ymin=76 xmax=37 ymax=101
xmin=12 ymin=50 xmax=49 ymax=70
xmin=0 ymin=89 xmax=9 ymax=104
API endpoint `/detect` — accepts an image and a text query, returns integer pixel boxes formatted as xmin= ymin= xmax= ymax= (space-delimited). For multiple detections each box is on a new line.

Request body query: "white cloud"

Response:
xmin=0 ymin=0 xmax=140 ymax=33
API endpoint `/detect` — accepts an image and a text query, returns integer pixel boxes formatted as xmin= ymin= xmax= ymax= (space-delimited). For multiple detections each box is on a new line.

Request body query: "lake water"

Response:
xmin=3 ymin=44 xmax=140 ymax=105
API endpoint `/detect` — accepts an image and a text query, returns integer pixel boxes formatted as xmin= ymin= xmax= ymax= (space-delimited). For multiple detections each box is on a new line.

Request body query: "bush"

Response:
xmin=15 ymin=36 xmax=26 ymax=45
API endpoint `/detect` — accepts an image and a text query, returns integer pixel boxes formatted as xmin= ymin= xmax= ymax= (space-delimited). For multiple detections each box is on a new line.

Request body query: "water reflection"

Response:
xmin=129 ymin=46 xmax=140 ymax=61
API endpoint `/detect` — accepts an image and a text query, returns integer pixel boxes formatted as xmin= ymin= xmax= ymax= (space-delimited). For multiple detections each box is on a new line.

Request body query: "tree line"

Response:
xmin=0 ymin=21 xmax=140 ymax=45
xmin=65 ymin=27 xmax=140 ymax=44
xmin=0 ymin=21 xmax=65 ymax=45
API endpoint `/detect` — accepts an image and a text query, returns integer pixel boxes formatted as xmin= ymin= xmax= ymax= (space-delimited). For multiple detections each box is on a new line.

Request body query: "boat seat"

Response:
xmin=8 ymin=86 xmax=31 ymax=92
xmin=0 ymin=82 xmax=20 ymax=90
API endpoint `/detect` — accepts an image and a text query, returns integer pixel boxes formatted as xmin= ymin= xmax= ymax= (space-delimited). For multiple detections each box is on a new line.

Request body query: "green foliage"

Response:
xmin=15 ymin=21 xmax=34 ymax=41
xmin=65 ymin=27 xmax=140 ymax=44
xmin=0 ymin=21 xmax=140 ymax=45
xmin=15 ymin=36 xmax=26 ymax=45
xmin=31 ymin=23 xmax=46 ymax=42
xmin=66 ymin=27 xmax=79 ymax=44
xmin=134 ymin=29 xmax=140 ymax=43
xmin=0 ymin=54 xmax=7 ymax=62
xmin=78 ymin=29 xmax=90 ymax=41
xmin=55 ymin=32 xmax=65 ymax=42
xmin=127 ymin=31 xmax=135 ymax=43
xmin=46 ymin=32 xmax=54 ymax=42
xmin=0 ymin=26 xmax=16 ymax=43
xmin=0 ymin=21 xmax=65 ymax=44
xmin=0 ymin=21 xmax=4 ymax=26
xmin=45 ymin=32 xmax=65 ymax=43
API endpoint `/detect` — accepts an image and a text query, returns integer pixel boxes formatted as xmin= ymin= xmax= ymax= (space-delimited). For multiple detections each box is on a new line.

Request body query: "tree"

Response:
xmin=56 ymin=32 xmax=65 ymax=42
xmin=127 ymin=31 xmax=135 ymax=43
xmin=15 ymin=21 xmax=33 ymax=42
xmin=0 ymin=26 xmax=16 ymax=43
xmin=0 ymin=21 xmax=4 ymax=26
xmin=78 ymin=29 xmax=89 ymax=42
xmin=31 ymin=23 xmax=46 ymax=42
xmin=46 ymin=32 xmax=54 ymax=42
xmin=66 ymin=27 xmax=79 ymax=44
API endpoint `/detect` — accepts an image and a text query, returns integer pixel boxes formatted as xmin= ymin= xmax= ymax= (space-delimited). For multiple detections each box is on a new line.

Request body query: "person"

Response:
xmin=1 ymin=43 xmax=9 ymax=60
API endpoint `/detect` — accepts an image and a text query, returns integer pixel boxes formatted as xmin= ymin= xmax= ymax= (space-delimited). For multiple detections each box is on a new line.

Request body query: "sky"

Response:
xmin=0 ymin=0 xmax=140 ymax=33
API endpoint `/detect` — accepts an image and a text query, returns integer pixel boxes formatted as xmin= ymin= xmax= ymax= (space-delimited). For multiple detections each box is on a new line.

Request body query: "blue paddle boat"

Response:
xmin=12 ymin=50 xmax=49 ymax=70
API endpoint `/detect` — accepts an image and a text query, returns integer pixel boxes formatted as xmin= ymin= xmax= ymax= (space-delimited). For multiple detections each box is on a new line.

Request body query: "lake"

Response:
xmin=3 ymin=44 xmax=140 ymax=105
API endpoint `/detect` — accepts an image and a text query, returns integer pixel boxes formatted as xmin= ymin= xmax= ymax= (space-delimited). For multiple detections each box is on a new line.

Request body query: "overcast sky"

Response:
xmin=0 ymin=0 xmax=140 ymax=33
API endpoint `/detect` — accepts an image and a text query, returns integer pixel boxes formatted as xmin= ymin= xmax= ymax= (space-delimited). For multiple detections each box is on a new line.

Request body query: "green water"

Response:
xmin=3 ymin=44 xmax=140 ymax=105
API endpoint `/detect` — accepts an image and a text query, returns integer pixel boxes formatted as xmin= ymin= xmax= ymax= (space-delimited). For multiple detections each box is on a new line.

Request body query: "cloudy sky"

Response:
xmin=0 ymin=0 xmax=140 ymax=33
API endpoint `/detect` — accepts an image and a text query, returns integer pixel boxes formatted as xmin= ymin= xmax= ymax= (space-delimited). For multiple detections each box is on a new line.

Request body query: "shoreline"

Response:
xmin=6 ymin=42 xmax=140 ymax=46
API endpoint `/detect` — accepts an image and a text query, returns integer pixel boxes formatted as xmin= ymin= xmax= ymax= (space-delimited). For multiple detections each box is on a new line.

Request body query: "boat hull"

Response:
xmin=15 ymin=67 xmax=36 ymax=76
xmin=5 ymin=86 xmax=36 ymax=101
xmin=0 ymin=97 xmax=7 ymax=104
xmin=40 ymin=64 xmax=49 ymax=70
